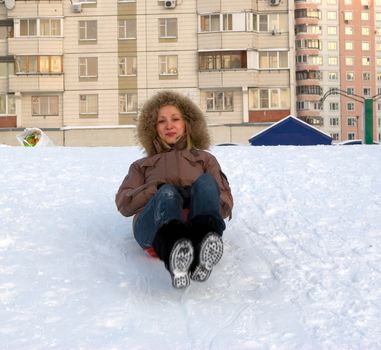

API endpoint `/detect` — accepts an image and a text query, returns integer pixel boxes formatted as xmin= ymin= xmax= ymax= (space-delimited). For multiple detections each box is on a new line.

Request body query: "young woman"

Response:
xmin=116 ymin=90 xmax=233 ymax=289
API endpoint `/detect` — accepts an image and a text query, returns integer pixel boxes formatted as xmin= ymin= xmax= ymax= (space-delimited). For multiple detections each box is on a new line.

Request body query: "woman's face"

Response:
xmin=156 ymin=105 xmax=186 ymax=145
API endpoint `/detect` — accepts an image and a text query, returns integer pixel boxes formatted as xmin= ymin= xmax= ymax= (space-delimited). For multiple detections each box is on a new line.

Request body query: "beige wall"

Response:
xmin=0 ymin=124 xmax=266 ymax=147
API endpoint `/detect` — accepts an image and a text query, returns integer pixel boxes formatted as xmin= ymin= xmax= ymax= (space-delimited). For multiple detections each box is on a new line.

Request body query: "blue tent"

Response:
xmin=249 ymin=115 xmax=332 ymax=146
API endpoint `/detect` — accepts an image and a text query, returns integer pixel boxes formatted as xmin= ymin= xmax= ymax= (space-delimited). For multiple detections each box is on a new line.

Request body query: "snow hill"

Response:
xmin=1 ymin=145 xmax=381 ymax=350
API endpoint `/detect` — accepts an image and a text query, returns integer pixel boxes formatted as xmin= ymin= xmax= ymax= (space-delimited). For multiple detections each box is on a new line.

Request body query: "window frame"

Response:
xmin=31 ymin=95 xmax=59 ymax=116
xmin=205 ymin=91 xmax=234 ymax=112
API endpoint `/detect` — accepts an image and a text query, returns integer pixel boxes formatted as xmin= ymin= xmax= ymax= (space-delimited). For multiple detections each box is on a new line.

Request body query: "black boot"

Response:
xmin=152 ymin=220 xmax=194 ymax=289
xmin=189 ymin=215 xmax=224 ymax=282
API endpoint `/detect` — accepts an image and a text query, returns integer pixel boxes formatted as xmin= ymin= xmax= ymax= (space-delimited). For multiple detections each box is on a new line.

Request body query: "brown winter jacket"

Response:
xmin=115 ymin=90 xmax=233 ymax=225
xmin=115 ymin=136 xmax=233 ymax=225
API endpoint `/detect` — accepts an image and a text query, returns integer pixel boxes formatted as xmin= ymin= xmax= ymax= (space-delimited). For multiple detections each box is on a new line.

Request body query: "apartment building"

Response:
xmin=0 ymin=0 xmax=293 ymax=145
xmin=295 ymin=0 xmax=381 ymax=143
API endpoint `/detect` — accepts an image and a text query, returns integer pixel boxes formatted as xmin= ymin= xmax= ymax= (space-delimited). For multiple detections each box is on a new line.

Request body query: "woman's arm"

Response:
xmin=115 ymin=161 xmax=158 ymax=217
xmin=204 ymin=154 xmax=234 ymax=220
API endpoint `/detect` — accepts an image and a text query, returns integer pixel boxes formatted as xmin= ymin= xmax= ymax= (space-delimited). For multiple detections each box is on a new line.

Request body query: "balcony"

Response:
xmin=9 ymin=74 xmax=64 ymax=92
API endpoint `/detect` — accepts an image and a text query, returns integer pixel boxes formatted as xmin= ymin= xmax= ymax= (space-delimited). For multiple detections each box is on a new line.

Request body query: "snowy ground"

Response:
xmin=1 ymin=144 xmax=381 ymax=350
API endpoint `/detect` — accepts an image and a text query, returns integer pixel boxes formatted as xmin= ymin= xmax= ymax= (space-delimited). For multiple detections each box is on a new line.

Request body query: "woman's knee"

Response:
xmin=156 ymin=184 xmax=181 ymax=201
xmin=194 ymin=173 xmax=219 ymax=193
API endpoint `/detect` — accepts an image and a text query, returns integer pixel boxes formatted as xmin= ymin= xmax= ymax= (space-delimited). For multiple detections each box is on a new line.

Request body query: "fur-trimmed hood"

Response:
xmin=137 ymin=90 xmax=211 ymax=156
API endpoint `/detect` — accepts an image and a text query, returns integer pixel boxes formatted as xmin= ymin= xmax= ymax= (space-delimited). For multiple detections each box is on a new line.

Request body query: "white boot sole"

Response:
xmin=191 ymin=233 xmax=223 ymax=282
xmin=169 ymin=239 xmax=194 ymax=289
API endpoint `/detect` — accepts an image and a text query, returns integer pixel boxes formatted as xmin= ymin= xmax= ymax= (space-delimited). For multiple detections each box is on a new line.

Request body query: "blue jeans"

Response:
xmin=134 ymin=173 xmax=226 ymax=249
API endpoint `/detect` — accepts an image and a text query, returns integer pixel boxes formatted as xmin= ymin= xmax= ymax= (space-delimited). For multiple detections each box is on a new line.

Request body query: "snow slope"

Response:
xmin=1 ymin=145 xmax=381 ymax=350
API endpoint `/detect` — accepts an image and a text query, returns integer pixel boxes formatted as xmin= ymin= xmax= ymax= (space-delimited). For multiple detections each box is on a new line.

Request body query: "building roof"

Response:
xmin=249 ymin=115 xmax=332 ymax=146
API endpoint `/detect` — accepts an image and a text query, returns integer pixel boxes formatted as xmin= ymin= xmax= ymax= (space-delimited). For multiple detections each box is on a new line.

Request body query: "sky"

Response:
xmin=1 ymin=144 xmax=381 ymax=350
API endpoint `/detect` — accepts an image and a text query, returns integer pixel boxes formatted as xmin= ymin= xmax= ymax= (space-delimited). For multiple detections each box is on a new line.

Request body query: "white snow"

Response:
xmin=1 ymin=145 xmax=381 ymax=349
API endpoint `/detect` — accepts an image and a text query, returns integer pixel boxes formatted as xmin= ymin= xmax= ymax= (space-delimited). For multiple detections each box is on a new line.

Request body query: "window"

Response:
xmin=328 ymin=72 xmax=338 ymax=80
xmin=329 ymin=102 xmax=339 ymax=111
xmin=328 ymin=57 xmax=338 ymax=65
xmin=330 ymin=117 xmax=339 ymax=126
xmin=249 ymin=88 xmax=290 ymax=109
xmin=0 ymin=26 xmax=12 ymax=40
xmin=19 ymin=18 xmax=62 ymax=37
xmin=296 ymin=101 xmax=321 ymax=111
xmin=295 ymin=9 xmax=321 ymax=20
xmin=376 ymin=58 xmax=381 ymax=65
xmin=118 ymin=56 xmax=137 ymax=76
xmin=79 ymin=20 xmax=97 ymax=41
xmin=331 ymin=133 xmax=339 ymax=141
xmin=362 ymin=42 xmax=370 ymax=51
xmin=296 ymin=70 xmax=322 ymax=80
xmin=20 ymin=19 xmax=37 ymax=36
xmin=199 ymin=51 xmax=246 ymax=70
xmin=118 ymin=19 xmax=136 ymax=39
xmin=255 ymin=13 xmax=288 ymax=32
xmin=119 ymin=93 xmax=137 ymax=113
xmin=0 ymin=94 xmax=16 ymax=115
xmin=296 ymin=55 xmax=323 ymax=65
xmin=159 ymin=18 xmax=177 ymax=38
xmin=327 ymin=12 xmax=337 ymax=20
xmin=40 ymin=19 xmax=61 ymax=36
xmin=205 ymin=91 xmax=233 ymax=111
xmin=362 ymin=56 xmax=370 ymax=65
xmin=376 ymin=43 xmax=381 ymax=51
xmin=363 ymin=88 xmax=371 ymax=96
xmin=159 ymin=55 xmax=178 ymax=75
xmin=346 ymin=72 xmax=354 ymax=80
xmin=295 ymin=24 xmax=321 ymax=34
xmin=79 ymin=95 xmax=98 ymax=115
xmin=0 ymin=62 xmax=14 ymax=76
xmin=345 ymin=26 xmax=353 ymax=35
xmin=328 ymin=41 xmax=337 ymax=50
xmin=39 ymin=56 xmax=50 ymax=73
xmin=363 ymin=72 xmax=371 ymax=80
xmin=345 ymin=41 xmax=353 ymax=50
xmin=361 ymin=12 xmax=369 ymax=21
xmin=15 ymin=55 xmax=62 ymax=74
xmin=31 ymin=96 xmax=59 ymax=116
xmin=346 ymin=57 xmax=354 ymax=66
xmin=376 ymin=12 xmax=381 ymax=21
xmin=347 ymin=87 xmax=354 ymax=95
xmin=347 ymin=102 xmax=355 ymax=111
xmin=200 ymin=15 xmax=220 ymax=32
xmin=348 ymin=132 xmax=356 ymax=140
xmin=223 ymin=14 xmax=232 ymax=31
xmin=295 ymin=39 xmax=321 ymax=49
xmin=327 ymin=26 xmax=337 ymax=35
xmin=344 ymin=12 xmax=353 ymax=21
xmin=296 ymin=85 xmax=323 ymax=95
xmin=362 ymin=27 xmax=370 ymax=35
xmin=306 ymin=117 xmax=323 ymax=126
xmin=259 ymin=51 xmax=288 ymax=69
xmin=79 ymin=57 xmax=97 ymax=78
xmin=378 ymin=73 xmax=381 ymax=81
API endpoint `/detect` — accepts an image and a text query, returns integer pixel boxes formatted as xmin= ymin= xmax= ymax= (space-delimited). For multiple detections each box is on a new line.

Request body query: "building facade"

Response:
xmin=295 ymin=0 xmax=381 ymax=142
xmin=0 ymin=0 xmax=293 ymax=145
xmin=0 ymin=0 xmax=380 ymax=144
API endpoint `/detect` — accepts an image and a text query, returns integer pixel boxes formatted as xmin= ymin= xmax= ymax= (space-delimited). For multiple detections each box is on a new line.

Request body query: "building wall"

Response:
xmin=1 ymin=0 xmax=321 ymax=145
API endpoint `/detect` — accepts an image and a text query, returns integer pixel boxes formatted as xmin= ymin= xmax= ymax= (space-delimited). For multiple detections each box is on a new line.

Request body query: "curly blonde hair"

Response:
xmin=137 ymin=90 xmax=211 ymax=156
